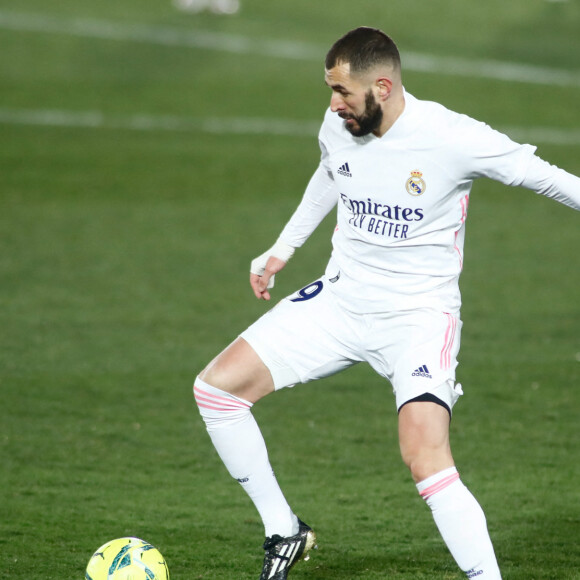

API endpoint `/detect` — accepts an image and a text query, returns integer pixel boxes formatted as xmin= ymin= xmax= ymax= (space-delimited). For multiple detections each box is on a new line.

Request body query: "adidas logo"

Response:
xmin=337 ymin=162 xmax=352 ymax=177
xmin=412 ymin=365 xmax=432 ymax=378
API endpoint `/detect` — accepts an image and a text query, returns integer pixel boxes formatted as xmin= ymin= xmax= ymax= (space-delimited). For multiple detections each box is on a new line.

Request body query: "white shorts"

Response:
xmin=240 ymin=276 xmax=464 ymax=412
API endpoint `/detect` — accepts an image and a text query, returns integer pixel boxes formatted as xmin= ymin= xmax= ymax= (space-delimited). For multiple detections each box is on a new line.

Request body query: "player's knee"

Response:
xmin=401 ymin=447 xmax=455 ymax=483
xmin=196 ymin=346 xmax=245 ymax=393
xmin=399 ymin=422 xmax=453 ymax=482
xmin=195 ymin=340 xmax=275 ymax=402
xmin=198 ymin=357 xmax=274 ymax=403
xmin=197 ymin=357 xmax=257 ymax=395
xmin=197 ymin=362 xmax=227 ymax=391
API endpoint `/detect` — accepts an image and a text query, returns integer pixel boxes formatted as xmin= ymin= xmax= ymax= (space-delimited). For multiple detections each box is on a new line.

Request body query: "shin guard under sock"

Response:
xmin=417 ymin=467 xmax=501 ymax=579
xmin=194 ymin=377 xmax=298 ymax=537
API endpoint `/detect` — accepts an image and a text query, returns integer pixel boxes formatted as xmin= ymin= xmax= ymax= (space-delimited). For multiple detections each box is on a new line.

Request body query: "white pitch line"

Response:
xmin=1 ymin=107 xmax=579 ymax=145
xmin=0 ymin=108 xmax=321 ymax=137
xmin=1 ymin=11 xmax=580 ymax=88
xmin=0 ymin=10 xmax=320 ymax=61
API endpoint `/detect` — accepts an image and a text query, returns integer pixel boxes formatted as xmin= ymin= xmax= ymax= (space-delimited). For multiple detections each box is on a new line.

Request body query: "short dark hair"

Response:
xmin=325 ymin=27 xmax=401 ymax=74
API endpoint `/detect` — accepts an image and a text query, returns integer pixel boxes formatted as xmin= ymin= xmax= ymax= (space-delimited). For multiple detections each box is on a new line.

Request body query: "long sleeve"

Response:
xmin=520 ymin=155 xmax=580 ymax=211
xmin=278 ymin=163 xmax=338 ymax=248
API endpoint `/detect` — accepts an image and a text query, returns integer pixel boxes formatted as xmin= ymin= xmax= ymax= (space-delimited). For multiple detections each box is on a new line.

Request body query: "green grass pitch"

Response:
xmin=1 ymin=1 xmax=579 ymax=578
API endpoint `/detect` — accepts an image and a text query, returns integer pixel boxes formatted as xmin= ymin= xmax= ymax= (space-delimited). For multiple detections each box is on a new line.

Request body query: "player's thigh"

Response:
xmin=366 ymin=309 xmax=464 ymax=412
xmin=199 ymin=337 xmax=275 ymax=403
xmin=398 ymin=401 xmax=454 ymax=481
xmin=241 ymin=278 xmax=363 ymax=390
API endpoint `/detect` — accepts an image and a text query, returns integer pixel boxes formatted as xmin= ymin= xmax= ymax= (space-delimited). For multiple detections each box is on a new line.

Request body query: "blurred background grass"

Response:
xmin=1 ymin=1 xmax=579 ymax=578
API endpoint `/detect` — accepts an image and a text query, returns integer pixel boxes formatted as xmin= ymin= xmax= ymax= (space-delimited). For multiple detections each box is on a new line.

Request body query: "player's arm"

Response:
xmin=250 ymin=163 xmax=337 ymax=300
xmin=520 ymin=155 xmax=580 ymax=211
xmin=457 ymin=116 xmax=580 ymax=210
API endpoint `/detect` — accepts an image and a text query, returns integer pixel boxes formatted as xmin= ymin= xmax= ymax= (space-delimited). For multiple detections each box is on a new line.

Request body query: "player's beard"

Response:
xmin=340 ymin=90 xmax=383 ymax=137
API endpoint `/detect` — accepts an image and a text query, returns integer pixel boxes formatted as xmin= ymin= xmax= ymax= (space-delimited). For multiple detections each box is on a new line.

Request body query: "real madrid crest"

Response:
xmin=406 ymin=170 xmax=426 ymax=196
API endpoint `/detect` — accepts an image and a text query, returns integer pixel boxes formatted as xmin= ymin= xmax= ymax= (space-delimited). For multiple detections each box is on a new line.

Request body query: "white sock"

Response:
xmin=417 ymin=467 xmax=502 ymax=579
xmin=194 ymin=377 xmax=298 ymax=538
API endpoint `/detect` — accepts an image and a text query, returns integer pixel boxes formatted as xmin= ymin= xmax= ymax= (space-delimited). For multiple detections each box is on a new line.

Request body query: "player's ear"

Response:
xmin=376 ymin=77 xmax=393 ymax=101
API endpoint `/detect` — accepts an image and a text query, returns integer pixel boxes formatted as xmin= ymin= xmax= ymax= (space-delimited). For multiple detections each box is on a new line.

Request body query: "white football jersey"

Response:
xmin=279 ymin=90 xmax=579 ymax=314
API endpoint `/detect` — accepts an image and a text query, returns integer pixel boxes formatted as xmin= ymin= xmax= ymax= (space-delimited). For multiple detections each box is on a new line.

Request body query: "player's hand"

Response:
xmin=250 ymin=256 xmax=287 ymax=300
xmin=249 ymin=239 xmax=295 ymax=301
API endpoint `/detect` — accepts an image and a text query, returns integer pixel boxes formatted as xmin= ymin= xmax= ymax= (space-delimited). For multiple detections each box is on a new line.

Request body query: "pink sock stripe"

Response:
xmin=420 ymin=472 xmax=460 ymax=500
xmin=194 ymin=385 xmax=251 ymax=412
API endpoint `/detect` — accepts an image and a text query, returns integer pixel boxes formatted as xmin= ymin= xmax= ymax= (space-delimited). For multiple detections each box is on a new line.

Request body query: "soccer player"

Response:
xmin=194 ymin=27 xmax=580 ymax=579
